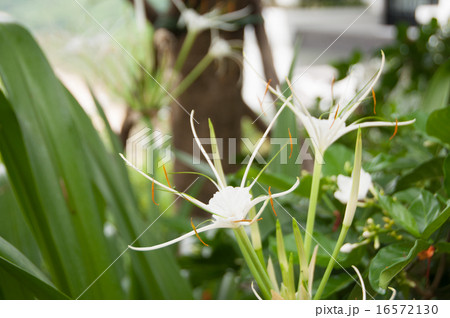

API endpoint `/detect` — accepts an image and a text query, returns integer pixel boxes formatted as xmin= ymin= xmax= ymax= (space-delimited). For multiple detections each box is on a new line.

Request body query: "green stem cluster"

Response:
xmin=233 ymin=226 xmax=272 ymax=299
xmin=304 ymin=156 xmax=323 ymax=258
xmin=314 ymin=225 xmax=350 ymax=300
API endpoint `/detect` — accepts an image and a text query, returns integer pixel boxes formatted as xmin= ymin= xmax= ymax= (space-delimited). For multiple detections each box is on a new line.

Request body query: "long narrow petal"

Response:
xmin=120 ymin=154 xmax=212 ymax=212
xmin=340 ymin=51 xmax=385 ymax=123
xmin=249 ymin=178 xmax=300 ymax=208
xmin=240 ymin=97 xmax=292 ymax=187
xmin=338 ymin=119 xmax=416 ymax=139
xmin=190 ymin=111 xmax=225 ymax=189
xmin=129 ymin=223 xmax=222 ymax=251
xmin=250 ymin=199 xmax=269 ymax=224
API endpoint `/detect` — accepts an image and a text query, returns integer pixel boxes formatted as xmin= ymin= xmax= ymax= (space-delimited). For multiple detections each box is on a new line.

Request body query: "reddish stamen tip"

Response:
xmin=191 ymin=218 xmax=209 ymax=247
xmin=268 ymin=186 xmax=277 ymax=217
xmin=330 ymin=104 xmax=340 ymax=128
xmin=389 ymin=119 xmax=398 ymax=141
xmin=288 ymin=128 xmax=293 ymax=159
xmin=162 ymin=165 xmax=172 ymax=188
xmin=258 ymin=79 xmax=272 ymax=116
xmin=372 ymin=88 xmax=377 ymax=114
xmin=151 ymin=180 xmax=159 ymax=206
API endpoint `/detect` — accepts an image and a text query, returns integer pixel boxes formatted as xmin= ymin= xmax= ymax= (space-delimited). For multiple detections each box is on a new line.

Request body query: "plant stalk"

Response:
xmin=304 ymin=156 xmax=323 ymax=258
xmin=233 ymin=226 xmax=272 ymax=299
xmin=314 ymin=225 xmax=349 ymax=300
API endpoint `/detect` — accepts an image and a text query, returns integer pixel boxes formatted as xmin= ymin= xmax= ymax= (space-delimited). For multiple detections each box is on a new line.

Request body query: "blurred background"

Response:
xmin=0 ymin=0 xmax=449 ymax=300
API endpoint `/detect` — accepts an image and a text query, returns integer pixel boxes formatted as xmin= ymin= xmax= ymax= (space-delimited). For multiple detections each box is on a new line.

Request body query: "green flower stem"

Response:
xmin=174 ymin=30 xmax=197 ymax=74
xmin=233 ymin=226 xmax=272 ymax=299
xmin=304 ymin=156 xmax=323 ymax=258
xmin=314 ymin=225 xmax=349 ymax=300
xmin=248 ymin=208 xmax=266 ymax=269
xmin=172 ymin=54 xmax=214 ymax=98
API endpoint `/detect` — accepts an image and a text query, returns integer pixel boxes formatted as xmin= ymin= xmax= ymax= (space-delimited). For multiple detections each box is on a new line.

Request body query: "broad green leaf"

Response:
xmin=393 ymin=189 xmax=448 ymax=239
xmin=426 ymin=107 xmax=450 ymax=145
xmin=444 ymin=155 xmax=450 ymax=197
xmin=0 ymin=236 xmax=69 ymax=300
xmin=379 ymin=195 xmax=420 ymax=237
xmin=407 ymin=190 xmax=441 ymax=234
xmin=395 ymin=157 xmax=444 ymax=192
xmin=435 ymin=242 xmax=450 ymax=254
xmin=422 ymin=204 xmax=450 ymax=239
xmin=369 ymin=240 xmax=429 ymax=294
xmin=422 ymin=60 xmax=450 ymax=113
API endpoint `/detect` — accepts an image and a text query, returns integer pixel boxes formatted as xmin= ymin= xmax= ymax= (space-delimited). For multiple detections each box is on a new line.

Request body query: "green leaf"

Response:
xmin=0 ymin=236 xmax=70 ymax=299
xmin=395 ymin=157 xmax=444 ymax=192
xmin=422 ymin=60 xmax=450 ymax=113
xmin=369 ymin=240 xmax=429 ymax=294
xmin=444 ymin=155 xmax=450 ymax=197
xmin=422 ymin=204 xmax=450 ymax=239
xmin=312 ymin=273 xmax=354 ymax=300
xmin=435 ymin=242 xmax=450 ymax=254
xmin=0 ymin=21 xmax=192 ymax=299
xmin=407 ymin=190 xmax=440 ymax=233
xmin=322 ymin=144 xmax=354 ymax=176
xmin=426 ymin=107 xmax=450 ymax=145
xmin=393 ymin=189 xmax=448 ymax=239
xmin=379 ymin=195 xmax=420 ymax=237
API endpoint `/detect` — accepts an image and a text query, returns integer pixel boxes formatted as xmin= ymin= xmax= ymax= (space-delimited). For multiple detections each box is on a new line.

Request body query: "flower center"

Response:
xmin=207 ymin=186 xmax=252 ymax=220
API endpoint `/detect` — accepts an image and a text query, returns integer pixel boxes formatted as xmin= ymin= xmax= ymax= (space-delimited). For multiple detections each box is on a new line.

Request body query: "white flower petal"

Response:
xmin=129 ymin=223 xmax=222 ymax=251
xmin=120 ymin=154 xmax=212 ymax=212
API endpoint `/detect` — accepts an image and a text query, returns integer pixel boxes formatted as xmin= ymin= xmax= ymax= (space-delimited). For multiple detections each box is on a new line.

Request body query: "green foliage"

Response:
xmin=369 ymin=240 xmax=429 ymax=294
xmin=0 ymin=21 xmax=192 ymax=299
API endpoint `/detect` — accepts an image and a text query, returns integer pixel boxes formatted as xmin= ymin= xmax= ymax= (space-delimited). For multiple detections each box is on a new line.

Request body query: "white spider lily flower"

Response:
xmin=273 ymin=52 xmax=415 ymax=156
xmin=172 ymin=0 xmax=251 ymax=34
xmin=124 ymin=97 xmax=299 ymax=251
xmin=334 ymin=168 xmax=372 ymax=204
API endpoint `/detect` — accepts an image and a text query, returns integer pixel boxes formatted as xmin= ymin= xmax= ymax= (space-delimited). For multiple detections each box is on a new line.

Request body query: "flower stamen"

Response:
xmin=330 ymin=104 xmax=340 ymax=128
xmin=372 ymin=88 xmax=376 ymax=114
xmin=163 ymin=165 xmax=172 ymax=188
xmin=191 ymin=218 xmax=209 ymax=247
xmin=389 ymin=119 xmax=398 ymax=141
xmin=268 ymin=186 xmax=277 ymax=217
xmin=288 ymin=128 xmax=293 ymax=159
xmin=258 ymin=79 xmax=272 ymax=116
xmin=151 ymin=180 xmax=159 ymax=206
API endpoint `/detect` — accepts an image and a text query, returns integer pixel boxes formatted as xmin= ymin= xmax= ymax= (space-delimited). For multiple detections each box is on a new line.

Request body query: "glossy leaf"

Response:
xmin=369 ymin=240 xmax=429 ymax=294
xmin=426 ymin=107 xmax=450 ymax=145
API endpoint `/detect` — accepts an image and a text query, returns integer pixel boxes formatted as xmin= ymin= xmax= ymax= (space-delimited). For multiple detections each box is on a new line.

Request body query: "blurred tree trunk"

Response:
xmin=126 ymin=0 xmax=278 ymax=215
xmin=171 ymin=0 xmax=278 ymax=215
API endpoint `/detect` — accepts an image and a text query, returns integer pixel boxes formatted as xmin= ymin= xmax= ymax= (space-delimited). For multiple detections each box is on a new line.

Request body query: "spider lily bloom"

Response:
xmin=334 ymin=168 xmax=373 ymax=204
xmin=172 ymin=0 xmax=251 ymax=34
xmin=124 ymin=97 xmax=299 ymax=251
xmin=275 ymin=52 xmax=415 ymax=156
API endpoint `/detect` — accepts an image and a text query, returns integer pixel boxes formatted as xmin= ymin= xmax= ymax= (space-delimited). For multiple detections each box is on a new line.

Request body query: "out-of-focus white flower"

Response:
xmin=271 ymin=52 xmax=415 ymax=156
xmin=172 ymin=0 xmax=251 ymax=34
xmin=124 ymin=97 xmax=299 ymax=251
xmin=334 ymin=168 xmax=373 ymax=204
